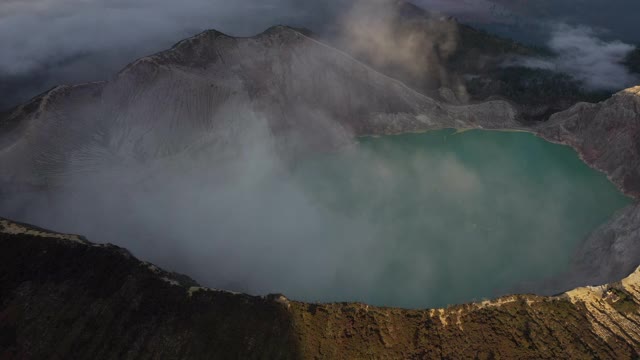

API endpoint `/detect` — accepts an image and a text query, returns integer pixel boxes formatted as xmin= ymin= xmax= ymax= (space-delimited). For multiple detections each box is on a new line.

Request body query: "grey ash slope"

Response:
xmin=538 ymin=86 xmax=640 ymax=198
xmin=0 ymin=26 xmax=519 ymax=189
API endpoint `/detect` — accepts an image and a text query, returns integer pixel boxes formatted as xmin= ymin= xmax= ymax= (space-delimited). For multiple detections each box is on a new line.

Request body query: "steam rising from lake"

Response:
xmin=2 ymin=118 xmax=629 ymax=308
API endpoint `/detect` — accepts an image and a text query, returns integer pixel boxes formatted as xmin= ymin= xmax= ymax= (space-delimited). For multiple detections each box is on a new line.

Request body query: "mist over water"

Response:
xmin=0 ymin=0 xmax=637 ymax=314
xmin=2 ymin=125 xmax=630 ymax=308
xmin=289 ymin=130 xmax=630 ymax=307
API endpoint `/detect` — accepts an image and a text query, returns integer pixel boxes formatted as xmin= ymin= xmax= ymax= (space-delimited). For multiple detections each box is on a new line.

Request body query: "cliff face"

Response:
xmin=2 ymin=218 xmax=639 ymax=359
xmin=538 ymin=86 xmax=640 ymax=199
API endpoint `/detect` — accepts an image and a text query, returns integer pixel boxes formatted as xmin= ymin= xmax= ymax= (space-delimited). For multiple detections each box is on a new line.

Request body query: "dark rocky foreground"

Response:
xmin=0 ymin=219 xmax=298 ymax=359
xmin=1 ymin=218 xmax=640 ymax=359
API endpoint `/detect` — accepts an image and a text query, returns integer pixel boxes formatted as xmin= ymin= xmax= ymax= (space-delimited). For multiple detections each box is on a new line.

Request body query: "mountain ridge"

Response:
xmin=0 ymin=24 xmax=520 ymax=189
xmin=2 ymin=216 xmax=640 ymax=359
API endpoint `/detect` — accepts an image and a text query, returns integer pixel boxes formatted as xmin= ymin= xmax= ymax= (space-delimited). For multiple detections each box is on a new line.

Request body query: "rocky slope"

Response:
xmin=0 ymin=26 xmax=518 ymax=190
xmin=1 ymin=24 xmax=640 ymax=359
xmin=2 ymin=217 xmax=639 ymax=359
xmin=2 ymin=27 xmax=636 ymax=195
xmin=537 ymin=86 xmax=640 ymax=198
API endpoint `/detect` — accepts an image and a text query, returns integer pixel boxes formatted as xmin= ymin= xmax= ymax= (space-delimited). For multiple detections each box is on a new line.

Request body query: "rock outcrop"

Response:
xmin=520 ymin=87 xmax=640 ymax=293
xmin=2 ymin=218 xmax=639 ymax=359
xmin=538 ymin=86 xmax=640 ymax=198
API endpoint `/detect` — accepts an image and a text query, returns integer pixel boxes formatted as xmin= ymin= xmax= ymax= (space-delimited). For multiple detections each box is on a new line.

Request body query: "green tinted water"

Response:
xmin=292 ymin=130 xmax=631 ymax=308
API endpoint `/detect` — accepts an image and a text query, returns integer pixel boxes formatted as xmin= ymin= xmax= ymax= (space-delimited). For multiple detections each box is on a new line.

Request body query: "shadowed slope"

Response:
xmin=1 ymin=217 xmax=639 ymax=359
xmin=0 ymin=218 xmax=300 ymax=359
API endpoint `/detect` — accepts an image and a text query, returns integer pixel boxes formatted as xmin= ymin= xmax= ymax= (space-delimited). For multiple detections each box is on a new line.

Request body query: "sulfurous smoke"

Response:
xmin=334 ymin=0 xmax=460 ymax=92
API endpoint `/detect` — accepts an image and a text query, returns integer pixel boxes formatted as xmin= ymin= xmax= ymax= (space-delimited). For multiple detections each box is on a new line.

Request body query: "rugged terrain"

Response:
xmin=538 ymin=86 xmax=640 ymax=198
xmin=2 ymin=218 xmax=640 ymax=359
xmin=0 ymin=26 xmax=520 ymax=190
xmin=2 ymin=27 xmax=637 ymax=195
xmin=1 ymin=23 xmax=640 ymax=359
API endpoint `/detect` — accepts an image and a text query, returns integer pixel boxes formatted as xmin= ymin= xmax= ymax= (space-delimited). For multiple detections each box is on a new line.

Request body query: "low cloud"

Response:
xmin=0 ymin=0 xmax=346 ymax=109
xmin=0 ymin=0 xmax=288 ymax=76
xmin=507 ymin=24 xmax=639 ymax=91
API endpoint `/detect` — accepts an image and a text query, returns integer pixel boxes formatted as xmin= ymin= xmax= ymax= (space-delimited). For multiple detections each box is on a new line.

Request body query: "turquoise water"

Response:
xmin=291 ymin=129 xmax=631 ymax=308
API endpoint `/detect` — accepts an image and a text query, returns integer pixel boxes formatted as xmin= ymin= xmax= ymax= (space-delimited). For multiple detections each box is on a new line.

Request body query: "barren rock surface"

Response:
xmin=1 ymin=218 xmax=639 ymax=359
xmin=538 ymin=86 xmax=640 ymax=199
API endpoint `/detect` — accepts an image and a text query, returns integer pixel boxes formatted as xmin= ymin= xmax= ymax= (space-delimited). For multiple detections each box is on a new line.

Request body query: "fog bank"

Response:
xmin=505 ymin=24 xmax=639 ymax=91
